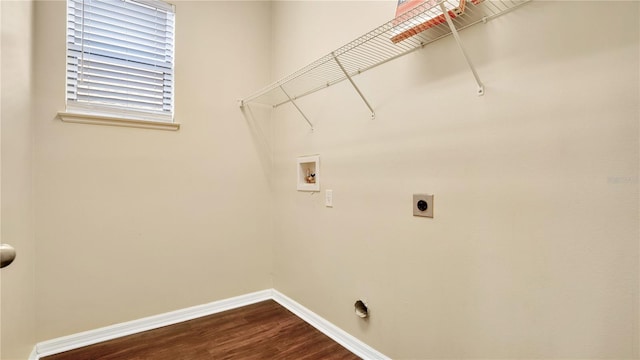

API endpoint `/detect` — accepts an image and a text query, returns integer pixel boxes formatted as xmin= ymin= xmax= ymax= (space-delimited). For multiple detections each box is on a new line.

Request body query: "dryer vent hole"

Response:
xmin=354 ymin=300 xmax=368 ymax=318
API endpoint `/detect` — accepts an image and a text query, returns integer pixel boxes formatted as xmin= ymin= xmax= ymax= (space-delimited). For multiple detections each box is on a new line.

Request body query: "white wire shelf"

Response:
xmin=240 ymin=0 xmax=529 ymax=127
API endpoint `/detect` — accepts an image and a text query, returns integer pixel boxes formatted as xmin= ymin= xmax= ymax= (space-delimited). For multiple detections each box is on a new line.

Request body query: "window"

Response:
xmin=66 ymin=0 xmax=175 ymax=123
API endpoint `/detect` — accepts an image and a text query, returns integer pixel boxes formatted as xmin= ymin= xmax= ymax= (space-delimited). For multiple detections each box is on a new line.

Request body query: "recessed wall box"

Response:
xmin=297 ymin=155 xmax=320 ymax=191
xmin=413 ymin=194 xmax=434 ymax=218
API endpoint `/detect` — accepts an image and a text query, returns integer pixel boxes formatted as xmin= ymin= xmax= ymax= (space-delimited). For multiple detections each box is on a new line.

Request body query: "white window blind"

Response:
xmin=66 ymin=0 xmax=175 ymax=122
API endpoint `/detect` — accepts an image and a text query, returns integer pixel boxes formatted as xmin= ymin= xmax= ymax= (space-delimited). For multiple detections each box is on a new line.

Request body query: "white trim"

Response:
xmin=33 ymin=290 xmax=271 ymax=359
xmin=271 ymin=290 xmax=390 ymax=360
xmin=28 ymin=348 xmax=38 ymax=360
xmin=58 ymin=112 xmax=180 ymax=131
xmin=30 ymin=289 xmax=389 ymax=360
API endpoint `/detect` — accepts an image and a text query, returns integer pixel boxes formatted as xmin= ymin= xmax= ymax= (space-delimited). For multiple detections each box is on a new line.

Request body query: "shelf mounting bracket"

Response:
xmin=279 ymin=86 xmax=314 ymax=131
xmin=332 ymin=52 xmax=376 ymax=119
xmin=440 ymin=3 xmax=484 ymax=96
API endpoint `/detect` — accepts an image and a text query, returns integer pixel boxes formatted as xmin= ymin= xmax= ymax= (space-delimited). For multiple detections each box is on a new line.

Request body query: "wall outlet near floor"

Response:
xmin=413 ymin=194 xmax=433 ymax=218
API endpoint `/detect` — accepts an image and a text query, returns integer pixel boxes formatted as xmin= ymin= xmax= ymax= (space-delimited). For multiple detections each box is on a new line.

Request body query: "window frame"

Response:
xmin=61 ymin=0 xmax=178 ymax=130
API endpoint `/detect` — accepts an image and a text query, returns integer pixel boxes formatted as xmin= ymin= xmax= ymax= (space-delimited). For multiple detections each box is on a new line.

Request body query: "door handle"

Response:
xmin=0 ymin=244 xmax=16 ymax=268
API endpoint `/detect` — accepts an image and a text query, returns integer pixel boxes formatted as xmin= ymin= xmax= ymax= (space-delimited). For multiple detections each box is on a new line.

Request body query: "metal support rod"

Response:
xmin=440 ymin=3 xmax=484 ymax=96
xmin=279 ymin=86 xmax=314 ymax=130
xmin=332 ymin=52 xmax=376 ymax=119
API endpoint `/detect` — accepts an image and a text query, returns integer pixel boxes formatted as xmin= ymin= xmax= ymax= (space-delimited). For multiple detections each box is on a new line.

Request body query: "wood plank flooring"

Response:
xmin=42 ymin=300 xmax=361 ymax=360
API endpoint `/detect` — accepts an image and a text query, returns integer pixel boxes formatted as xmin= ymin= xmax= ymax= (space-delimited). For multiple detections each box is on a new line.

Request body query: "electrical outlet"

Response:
xmin=413 ymin=194 xmax=433 ymax=218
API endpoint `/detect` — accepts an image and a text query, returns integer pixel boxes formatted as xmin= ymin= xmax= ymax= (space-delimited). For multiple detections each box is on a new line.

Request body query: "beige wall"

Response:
xmin=5 ymin=0 xmax=639 ymax=358
xmin=1 ymin=0 xmax=37 ymax=359
xmin=32 ymin=0 xmax=274 ymax=341
xmin=271 ymin=1 xmax=639 ymax=359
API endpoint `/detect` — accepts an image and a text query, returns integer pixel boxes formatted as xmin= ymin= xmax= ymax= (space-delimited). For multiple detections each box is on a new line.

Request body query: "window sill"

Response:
xmin=58 ymin=112 xmax=180 ymax=131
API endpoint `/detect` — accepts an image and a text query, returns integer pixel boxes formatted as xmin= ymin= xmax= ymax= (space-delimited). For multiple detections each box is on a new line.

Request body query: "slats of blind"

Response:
xmin=67 ymin=0 xmax=175 ymax=120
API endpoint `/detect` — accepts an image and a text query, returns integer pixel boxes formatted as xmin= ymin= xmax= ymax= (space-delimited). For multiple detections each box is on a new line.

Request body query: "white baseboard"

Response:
xmin=33 ymin=289 xmax=272 ymax=359
xmin=28 ymin=349 xmax=38 ymax=360
xmin=31 ymin=289 xmax=389 ymax=360
xmin=271 ymin=290 xmax=390 ymax=360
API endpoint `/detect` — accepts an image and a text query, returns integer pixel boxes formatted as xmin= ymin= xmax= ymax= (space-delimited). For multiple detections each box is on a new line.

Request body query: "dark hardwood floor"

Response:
xmin=42 ymin=300 xmax=361 ymax=360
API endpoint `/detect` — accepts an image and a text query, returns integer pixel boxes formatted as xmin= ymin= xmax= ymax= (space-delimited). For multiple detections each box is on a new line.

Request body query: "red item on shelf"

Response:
xmin=391 ymin=0 xmax=468 ymax=44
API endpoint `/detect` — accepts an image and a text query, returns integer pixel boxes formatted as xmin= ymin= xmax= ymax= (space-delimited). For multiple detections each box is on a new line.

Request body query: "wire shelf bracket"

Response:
xmin=440 ymin=3 xmax=484 ymax=96
xmin=280 ymin=86 xmax=314 ymax=131
xmin=332 ymin=52 xmax=376 ymax=119
xmin=239 ymin=0 xmax=530 ymax=126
